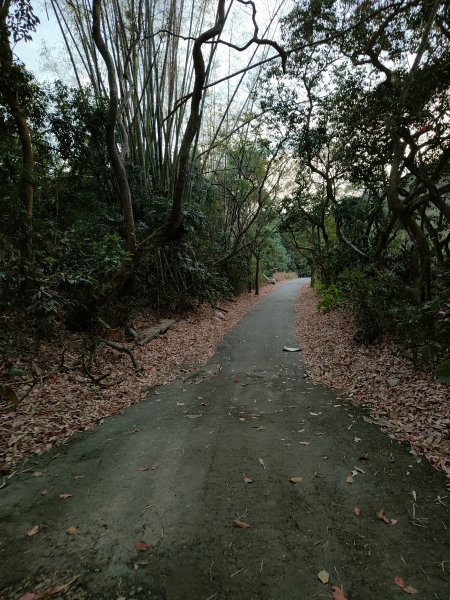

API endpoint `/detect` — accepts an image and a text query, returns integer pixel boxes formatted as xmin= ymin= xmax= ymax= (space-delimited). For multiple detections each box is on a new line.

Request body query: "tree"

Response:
xmin=265 ymin=0 xmax=449 ymax=302
xmin=0 ymin=0 xmax=39 ymax=262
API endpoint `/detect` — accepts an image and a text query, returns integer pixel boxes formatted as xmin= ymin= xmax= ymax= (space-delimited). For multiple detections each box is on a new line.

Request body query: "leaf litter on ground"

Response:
xmin=297 ymin=285 xmax=449 ymax=479
xmin=0 ymin=286 xmax=275 ymax=471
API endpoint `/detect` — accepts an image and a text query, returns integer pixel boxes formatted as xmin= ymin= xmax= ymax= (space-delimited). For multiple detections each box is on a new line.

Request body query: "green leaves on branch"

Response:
xmin=436 ymin=359 xmax=450 ymax=386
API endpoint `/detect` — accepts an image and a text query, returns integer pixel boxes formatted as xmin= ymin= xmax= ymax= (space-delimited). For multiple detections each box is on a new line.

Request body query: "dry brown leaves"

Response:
xmin=0 ymin=286 xmax=274 ymax=471
xmin=297 ymin=284 xmax=450 ymax=479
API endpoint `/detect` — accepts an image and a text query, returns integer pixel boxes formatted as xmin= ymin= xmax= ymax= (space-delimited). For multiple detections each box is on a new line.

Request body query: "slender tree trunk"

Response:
xmin=9 ymin=90 xmax=34 ymax=262
xmin=92 ymin=0 xmax=136 ymax=254
xmin=254 ymin=252 xmax=260 ymax=295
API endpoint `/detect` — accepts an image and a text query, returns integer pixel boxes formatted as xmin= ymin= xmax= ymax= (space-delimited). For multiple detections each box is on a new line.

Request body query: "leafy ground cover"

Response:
xmin=0 ymin=286 xmax=274 ymax=474
xmin=297 ymin=284 xmax=449 ymax=479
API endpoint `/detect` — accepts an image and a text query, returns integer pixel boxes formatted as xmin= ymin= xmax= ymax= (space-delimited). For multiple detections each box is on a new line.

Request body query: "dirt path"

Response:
xmin=0 ymin=279 xmax=448 ymax=599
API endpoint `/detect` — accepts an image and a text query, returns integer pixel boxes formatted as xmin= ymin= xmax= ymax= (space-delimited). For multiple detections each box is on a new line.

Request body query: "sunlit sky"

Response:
xmin=13 ymin=0 xmax=291 ymax=84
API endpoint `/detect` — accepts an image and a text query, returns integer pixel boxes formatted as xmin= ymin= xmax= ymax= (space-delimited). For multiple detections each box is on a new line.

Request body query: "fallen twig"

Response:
xmin=81 ymin=354 xmax=125 ymax=387
xmin=98 ymin=339 xmax=139 ymax=370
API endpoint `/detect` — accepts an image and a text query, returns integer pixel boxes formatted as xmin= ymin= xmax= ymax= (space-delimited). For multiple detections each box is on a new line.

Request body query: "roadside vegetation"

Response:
xmin=261 ymin=0 xmax=449 ymax=383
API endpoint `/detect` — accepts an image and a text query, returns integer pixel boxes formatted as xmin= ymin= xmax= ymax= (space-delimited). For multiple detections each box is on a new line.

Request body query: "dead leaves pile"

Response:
xmin=0 ymin=286 xmax=275 ymax=471
xmin=297 ymin=285 xmax=450 ymax=479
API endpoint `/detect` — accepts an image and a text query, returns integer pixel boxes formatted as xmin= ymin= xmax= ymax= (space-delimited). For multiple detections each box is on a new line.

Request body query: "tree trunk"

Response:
xmin=0 ymin=1 xmax=34 ymax=263
xmin=170 ymin=0 xmax=226 ymax=234
xmin=254 ymin=253 xmax=260 ymax=295
xmin=9 ymin=89 xmax=33 ymax=262
xmin=92 ymin=0 xmax=136 ymax=254
xmin=387 ymin=143 xmax=432 ymax=302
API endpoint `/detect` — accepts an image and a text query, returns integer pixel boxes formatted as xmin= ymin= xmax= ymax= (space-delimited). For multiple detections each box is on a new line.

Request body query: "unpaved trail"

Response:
xmin=0 ymin=279 xmax=448 ymax=599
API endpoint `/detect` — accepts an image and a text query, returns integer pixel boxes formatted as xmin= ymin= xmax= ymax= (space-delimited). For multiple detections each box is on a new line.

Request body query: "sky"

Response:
xmin=13 ymin=0 xmax=291 ymax=84
xmin=13 ymin=1 xmax=63 ymax=81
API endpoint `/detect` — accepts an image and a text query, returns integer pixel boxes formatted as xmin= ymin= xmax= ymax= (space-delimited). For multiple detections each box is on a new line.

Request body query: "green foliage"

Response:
xmin=339 ymin=268 xmax=398 ymax=343
xmin=137 ymin=243 xmax=232 ymax=314
xmin=436 ymin=359 xmax=450 ymax=386
xmin=4 ymin=0 xmax=40 ymax=43
xmin=388 ymin=298 xmax=450 ymax=369
xmin=47 ymin=82 xmax=108 ymax=177
xmin=315 ymin=282 xmax=342 ymax=313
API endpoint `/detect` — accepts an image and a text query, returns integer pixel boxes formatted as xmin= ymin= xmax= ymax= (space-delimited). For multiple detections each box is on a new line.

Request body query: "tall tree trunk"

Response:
xmin=0 ymin=0 xmax=34 ymax=263
xmin=254 ymin=252 xmax=260 ymax=296
xmin=92 ymin=0 xmax=136 ymax=254
xmin=169 ymin=0 xmax=226 ymax=234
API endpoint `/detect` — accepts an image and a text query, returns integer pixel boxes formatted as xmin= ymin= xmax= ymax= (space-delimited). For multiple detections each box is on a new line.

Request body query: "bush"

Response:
xmin=388 ymin=298 xmax=450 ymax=368
xmin=315 ymin=282 xmax=343 ymax=312
xmin=339 ymin=268 xmax=399 ymax=343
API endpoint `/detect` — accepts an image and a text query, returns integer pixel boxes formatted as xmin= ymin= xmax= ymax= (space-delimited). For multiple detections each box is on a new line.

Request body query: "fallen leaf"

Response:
xmin=363 ymin=415 xmax=376 ymax=424
xmin=138 ymin=466 xmax=149 ymax=472
xmin=66 ymin=526 xmax=77 ymax=535
xmin=258 ymin=458 xmax=265 ymax=469
xmin=18 ymin=594 xmax=38 ymax=600
xmin=346 ymin=475 xmax=354 ymax=484
xmin=59 ymin=493 xmax=72 ymax=499
xmin=134 ymin=541 xmax=149 ymax=551
xmin=243 ymin=474 xmax=253 ymax=484
xmin=27 ymin=525 xmax=39 ymax=537
xmin=395 ymin=577 xmax=406 ymax=589
xmin=289 ymin=476 xmax=303 ymax=483
xmin=40 ymin=489 xmax=48 ymax=496
xmin=377 ymin=507 xmax=397 ymax=525
xmin=233 ymin=519 xmax=250 ymax=529
xmin=151 ymin=464 xmax=158 ymax=471
xmin=331 ymin=585 xmax=348 ymax=600
xmin=403 ymin=586 xmax=418 ymax=594
xmin=239 ymin=417 xmax=245 ymax=421
xmin=377 ymin=507 xmax=389 ymax=523
xmin=36 ymin=576 xmax=79 ymax=597
xmin=317 ymin=569 xmax=329 ymax=584
xmin=353 ymin=506 xmax=361 ymax=516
